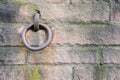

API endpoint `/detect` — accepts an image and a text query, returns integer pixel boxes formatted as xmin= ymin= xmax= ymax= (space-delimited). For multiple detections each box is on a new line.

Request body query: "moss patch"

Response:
xmin=12 ymin=1 xmax=28 ymax=5
xmin=28 ymin=67 xmax=42 ymax=80
xmin=12 ymin=1 xmax=38 ymax=9
xmin=97 ymin=46 xmax=106 ymax=67
xmin=81 ymin=2 xmax=89 ymax=5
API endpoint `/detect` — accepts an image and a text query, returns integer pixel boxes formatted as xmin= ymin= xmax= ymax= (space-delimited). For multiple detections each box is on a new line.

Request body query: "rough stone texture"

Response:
xmin=103 ymin=47 xmax=120 ymax=64
xmin=106 ymin=66 xmax=120 ymax=80
xmin=0 ymin=4 xmax=34 ymax=23
xmin=51 ymin=23 xmax=120 ymax=45
xmin=110 ymin=0 xmax=120 ymax=3
xmin=0 ymin=0 xmax=120 ymax=80
xmin=72 ymin=0 xmax=110 ymax=3
xmin=0 ymin=23 xmax=23 ymax=46
xmin=111 ymin=3 xmax=120 ymax=24
xmin=40 ymin=3 xmax=109 ymax=23
xmin=0 ymin=47 xmax=26 ymax=64
xmin=27 ymin=46 xmax=97 ymax=64
xmin=94 ymin=66 xmax=120 ymax=80
xmin=0 ymin=3 xmax=109 ymax=23
xmin=73 ymin=66 xmax=94 ymax=80
xmin=1 ymin=23 xmax=120 ymax=46
xmin=74 ymin=66 xmax=120 ymax=80
xmin=0 ymin=66 xmax=25 ymax=80
xmin=28 ymin=65 xmax=72 ymax=80
xmin=71 ymin=0 xmax=92 ymax=3
xmin=7 ymin=0 xmax=69 ymax=4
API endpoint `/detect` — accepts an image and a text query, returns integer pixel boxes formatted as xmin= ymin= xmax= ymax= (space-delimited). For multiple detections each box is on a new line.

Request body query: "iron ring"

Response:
xmin=22 ymin=23 xmax=52 ymax=51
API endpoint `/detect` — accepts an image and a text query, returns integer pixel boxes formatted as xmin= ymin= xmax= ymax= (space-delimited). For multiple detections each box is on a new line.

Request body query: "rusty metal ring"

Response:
xmin=22 ymin=23 xmax=52 ymax=51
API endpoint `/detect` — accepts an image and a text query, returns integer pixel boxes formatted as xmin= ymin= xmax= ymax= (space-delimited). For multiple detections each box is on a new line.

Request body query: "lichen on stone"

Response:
xmin=28 ymin=67 xmax=42 ymax=80
xmin=12 ymin=1 xmax=38 ymax=10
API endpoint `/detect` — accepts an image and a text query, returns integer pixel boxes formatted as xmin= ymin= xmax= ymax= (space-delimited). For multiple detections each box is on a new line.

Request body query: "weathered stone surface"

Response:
xmin=7 ymin=0 xmax=69 ymax=4
xmin=1 ymin=23 xmax=120 ymax=46
xmin=51 ymin=23 xmax=120 ymax=45
xmin=74 ymin=66 xmax=120 ymax=80
xmin=111 ymin=4 xmax=120 ymax=24
xmin=27 ymin=46 xmax=97 ymax=64
xmin=52 ymin=24 xmax=120 ymax=45
xmin=0 ymin=47 xmax=26 ymax=64
xmin=110 ymin=0 xmax=120 ymax=3
xmin=0 ymin=66 xmax=25 ymax=80
xmin=103 ymin=47 xmax=120 ymax=64
xmin=95 ymin=66 xmax=120 ymax=80
xmin=71 ymin=0 xmax=92 ymax=3
xmin=39 ymin=3 xmax=109 ymax=23
xmin=0 ymin=3 xmax=109 ymax=23
xmin=0 ymin=0 xmax=120 ymax=80
xmin=106 ymin=66 xmax=120 ymax=80
xmin=0 ymin=4 xmax=34 ymax=23
xmin=28 ymin=65 xmax=72 ymax=80
xmin=72 ymin=0 xmax=110 ymax=3
xmin=73 ymin=66 xmax=94 ymax=80
xmin=0 ymin=23 xmax=23 ymax=46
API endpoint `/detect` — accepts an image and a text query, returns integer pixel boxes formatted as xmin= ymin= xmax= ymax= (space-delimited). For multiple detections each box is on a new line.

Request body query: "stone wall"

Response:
xmin=0 ymin=0 xmax=120 ymax=80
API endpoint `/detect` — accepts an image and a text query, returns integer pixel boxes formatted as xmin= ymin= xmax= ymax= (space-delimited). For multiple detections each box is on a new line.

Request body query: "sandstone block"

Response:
xmin=27 ymin=65 xmax=72 ymax=80
xmin=103 ymin=47 xmax=120 ymax=64
xmin=0 ymin=3 xmax=109 ymax=23
xmin=0 ymin=47 xmax=26 ymax=64
xmin=0 ymin=66 xmax=25 ymax=80
xmin=27 ymin=46 xmax=97 ymax=64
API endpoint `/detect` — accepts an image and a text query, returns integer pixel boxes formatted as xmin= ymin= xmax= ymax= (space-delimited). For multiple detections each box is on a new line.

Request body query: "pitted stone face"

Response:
xmin=0 ymin=66 xmax=25 ymax=80
xmin=0 ymin=1 xmax=120 ymax=80
xmin=0 ymin=4 xmax=34 ymax=23
xmin=0 ymin=2 xmax=109 ymax=23
xmin=0 ymin=28 xmax=8 ymax=44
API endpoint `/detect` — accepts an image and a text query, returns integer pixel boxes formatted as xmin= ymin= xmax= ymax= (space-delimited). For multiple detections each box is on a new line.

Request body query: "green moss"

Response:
xmin=12 ymin=2 xmax=28 ymax=5
xmin=81 ymin=22 xmax=91 ymax=26
xmin=29 ymin=3 xmax=38 ymax=10
xmin=97 ymin=46 xmax=106 ymax=67
xmin=28 ymin=67 xmax=41 ymax=80
xmin=97 ymin=49 xmax=103 ymax=67
xmin=77 ymin=22 xmax=90 ymax=26
xmin=81 ymin=2 xmax=88 ymax=5
xmin=12 ymin=1 xmax=38 ymax=9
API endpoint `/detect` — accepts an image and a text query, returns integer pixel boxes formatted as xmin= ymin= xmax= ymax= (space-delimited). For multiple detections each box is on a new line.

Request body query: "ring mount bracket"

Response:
xmin=34 ymin=10 xmax=41 ymax=31
xmin=22 ymin=23 xmax=52 ymax=51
